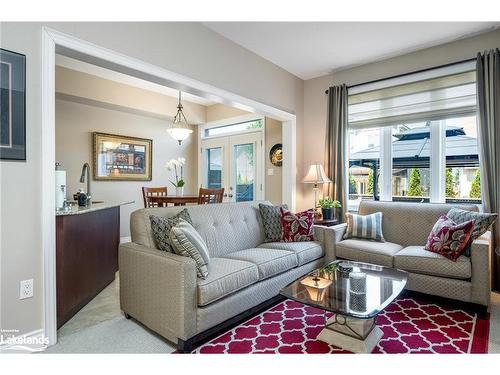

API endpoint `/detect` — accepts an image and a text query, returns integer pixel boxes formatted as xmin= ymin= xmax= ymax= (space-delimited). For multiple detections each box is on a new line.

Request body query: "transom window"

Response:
xmin=204 ymin=119 xmax=263 ymax=138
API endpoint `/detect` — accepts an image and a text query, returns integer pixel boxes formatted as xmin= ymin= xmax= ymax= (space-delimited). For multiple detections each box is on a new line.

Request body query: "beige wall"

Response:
xmin=265 ymin=117 xmax=283 ymax=204
xmin=301 ymin=28 xmax=500 ymax=209
xmin=56 ymin=66 xmax=207 ymax=124
xmin=0 ymin=22 xmax=304 ymax=337
xmin=55 ymin=67 xmax=203 ymax=238
xmin=205 ymin=103 xmax=250 ymax=122
xmin=55 ymin=100 xmax=198 ymax=238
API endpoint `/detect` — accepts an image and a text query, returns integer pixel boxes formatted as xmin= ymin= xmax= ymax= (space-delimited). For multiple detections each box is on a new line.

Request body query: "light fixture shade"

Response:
xmin=302 ymin=164 xmax=332 ymax=184
xmin=169 ymin=91 xmax=193 ymax=145
xmin=167 ymin=128 xmax=192 ymax=143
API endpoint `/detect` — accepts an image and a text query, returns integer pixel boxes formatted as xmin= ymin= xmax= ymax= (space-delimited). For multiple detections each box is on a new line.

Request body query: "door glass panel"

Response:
xmin=233 ymin=143 xmax=254 ymax=202
xmin=206 ymin=147 xmax=222 ymax=189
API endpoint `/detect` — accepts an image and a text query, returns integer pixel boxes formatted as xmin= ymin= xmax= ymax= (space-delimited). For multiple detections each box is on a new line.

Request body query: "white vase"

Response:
xmin=175 ymin=186 xmax=184 ymax=197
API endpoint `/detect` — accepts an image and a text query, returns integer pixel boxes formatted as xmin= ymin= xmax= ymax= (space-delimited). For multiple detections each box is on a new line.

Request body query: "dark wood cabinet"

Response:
xmin=56 ymin=206 xmax=120 ymax=328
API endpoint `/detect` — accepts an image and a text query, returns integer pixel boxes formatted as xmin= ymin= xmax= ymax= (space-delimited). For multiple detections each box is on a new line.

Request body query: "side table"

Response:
xmin=314 ymin=219 xmax=340 ymax=227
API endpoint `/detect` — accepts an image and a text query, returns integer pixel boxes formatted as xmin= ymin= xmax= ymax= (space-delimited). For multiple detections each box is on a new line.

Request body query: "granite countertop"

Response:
xmin=56 ymin=200 xmax=134 ymax=216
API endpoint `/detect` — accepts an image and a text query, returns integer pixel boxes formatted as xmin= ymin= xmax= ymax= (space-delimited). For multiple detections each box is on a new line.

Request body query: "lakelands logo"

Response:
xmin=0 ymin=329 xmax=49 ymax=353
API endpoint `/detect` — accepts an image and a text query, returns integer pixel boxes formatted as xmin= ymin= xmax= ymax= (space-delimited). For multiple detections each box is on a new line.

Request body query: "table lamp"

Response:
xmin=303 ymin=164 xmax=332 ymax=214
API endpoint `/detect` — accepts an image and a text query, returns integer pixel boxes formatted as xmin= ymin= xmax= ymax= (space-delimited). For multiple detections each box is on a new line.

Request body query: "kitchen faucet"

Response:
xmin=79 ymin=162 xmax=92 ymax=205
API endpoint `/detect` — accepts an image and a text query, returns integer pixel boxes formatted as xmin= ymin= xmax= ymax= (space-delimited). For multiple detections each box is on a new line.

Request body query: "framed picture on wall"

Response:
xmin=0 ymin=48 xmax=26 ymax=161
xmin=93 ymin=132 xmax=152 ymax=181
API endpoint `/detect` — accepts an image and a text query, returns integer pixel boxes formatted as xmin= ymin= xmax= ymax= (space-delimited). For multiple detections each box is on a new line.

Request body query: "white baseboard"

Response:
xmin=0 ymin=328 xmax=48 ymax=353
xmin=120 ymin=236 xmax=131 ymax=244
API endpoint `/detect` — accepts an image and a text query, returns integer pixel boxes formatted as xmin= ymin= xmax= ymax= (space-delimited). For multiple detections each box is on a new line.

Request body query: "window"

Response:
xmin=348 ymin=128 xmax=380 ymax=211
xmin=444 ymin=116 xmax=480 ymax=202
xmin=347 ymin=62 xmax=480 ymax=210
xmin=204 ymin=119 xmax=263 ymax=138
xmin=391 ymin=121 xmax=431 ymax=201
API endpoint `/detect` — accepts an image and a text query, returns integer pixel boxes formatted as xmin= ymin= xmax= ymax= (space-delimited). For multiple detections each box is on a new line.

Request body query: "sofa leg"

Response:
xmin=177 ymin=338 xmax=194 ymax=353
xmin=124 ymin=312 xmax=132 ymax=320
xmin=476 ymin=305 xmax=488 ymax=319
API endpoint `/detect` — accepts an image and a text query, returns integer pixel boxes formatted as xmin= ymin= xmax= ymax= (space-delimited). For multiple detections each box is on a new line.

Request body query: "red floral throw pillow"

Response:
xmin=279 ymin=208 xmax=315 ymax=242
xmin=424 ymin=215 xmax=474 ymax=261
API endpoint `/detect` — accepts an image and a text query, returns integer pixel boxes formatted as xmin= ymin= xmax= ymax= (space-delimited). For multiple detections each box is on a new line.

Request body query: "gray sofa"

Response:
xmin=119 ymin=201 xmax=331 ymax=352
xmin=330 ymin=201 xmax=492 ymax=309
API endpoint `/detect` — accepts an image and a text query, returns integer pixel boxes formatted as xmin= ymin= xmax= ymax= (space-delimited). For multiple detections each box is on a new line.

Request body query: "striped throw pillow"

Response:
xmin=343 ymin=212 xmax=385 ymax=242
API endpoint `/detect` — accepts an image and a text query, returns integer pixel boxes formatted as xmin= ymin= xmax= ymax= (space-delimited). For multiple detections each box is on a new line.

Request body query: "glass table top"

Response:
xmin=280 ymin=260 xmax=408 ymax=319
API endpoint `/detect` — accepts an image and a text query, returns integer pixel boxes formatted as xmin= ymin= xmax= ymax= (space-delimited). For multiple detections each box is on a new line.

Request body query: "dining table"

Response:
xmin=148 ymin=195 xmax=199 ymax=207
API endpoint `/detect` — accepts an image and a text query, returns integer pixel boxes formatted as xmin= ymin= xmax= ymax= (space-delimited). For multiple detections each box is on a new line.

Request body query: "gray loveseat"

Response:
xmin=119 ymin=201 xmax=331 ymax=352
xmin=330 ymin=201 xmax=492 ymax=310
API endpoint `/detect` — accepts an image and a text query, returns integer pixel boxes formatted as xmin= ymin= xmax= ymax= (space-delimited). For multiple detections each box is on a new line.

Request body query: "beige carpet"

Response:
xmin=45 ymin=316 xmax=176 ymax=353
xmin=58 ymin=274 xmax=122 ymax=338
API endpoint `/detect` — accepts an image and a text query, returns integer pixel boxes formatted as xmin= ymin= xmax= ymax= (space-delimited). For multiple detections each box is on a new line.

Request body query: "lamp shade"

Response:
xmin=302 ymin=164 xmax=332 ymax=184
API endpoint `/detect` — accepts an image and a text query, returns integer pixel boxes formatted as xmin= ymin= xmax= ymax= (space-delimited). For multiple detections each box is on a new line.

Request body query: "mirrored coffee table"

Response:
xmin=280 ymin=260 xmax=408 ymax=353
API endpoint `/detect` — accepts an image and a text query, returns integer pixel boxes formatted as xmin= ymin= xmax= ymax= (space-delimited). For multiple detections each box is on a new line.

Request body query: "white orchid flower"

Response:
xmin=178 ymin=157 xmax=186 ymax=166
xmin=166 ymin=159 xmax=177 ymax=171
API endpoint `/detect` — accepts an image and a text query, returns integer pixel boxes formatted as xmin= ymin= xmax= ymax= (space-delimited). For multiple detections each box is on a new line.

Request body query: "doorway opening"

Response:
xmin=42 ymin=27 xmax=297 ymax=347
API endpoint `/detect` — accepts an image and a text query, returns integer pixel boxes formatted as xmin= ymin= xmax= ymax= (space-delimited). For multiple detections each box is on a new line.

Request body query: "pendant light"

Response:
xmin=168 ymin=91 xmax=193 ymax=145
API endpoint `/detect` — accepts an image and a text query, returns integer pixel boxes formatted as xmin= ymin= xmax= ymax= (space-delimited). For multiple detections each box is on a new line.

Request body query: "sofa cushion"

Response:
xmin=394 ymin=246 xmax=471 ymax=280
xmin=358 ymin=201 xmax=478 ymax=247
xmin=197 ymin=258 xmax=259 ymax=306
xmin=224 ymin=248 xmax=298 ymax=280
xmin=336 ymin=239 xmax=403 ymax=267
xmin=258 ymin=241 xmax=324 ymax=266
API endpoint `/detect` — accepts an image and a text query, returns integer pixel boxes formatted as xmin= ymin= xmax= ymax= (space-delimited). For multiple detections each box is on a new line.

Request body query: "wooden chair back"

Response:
xmin=198 ymin=188 xmax=225 ymax=204
xmin=142 ymin=186 xmax=168 ymax=208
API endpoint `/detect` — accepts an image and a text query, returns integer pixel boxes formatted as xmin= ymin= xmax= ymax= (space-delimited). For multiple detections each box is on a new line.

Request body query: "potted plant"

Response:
xmin=166 ymin=157 xmax=186 ymax=196
xmin=318 ymin=197 xmax=341 ymax=221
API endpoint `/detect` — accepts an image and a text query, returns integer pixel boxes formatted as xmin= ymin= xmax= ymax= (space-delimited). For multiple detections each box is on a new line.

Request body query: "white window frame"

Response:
xmin=349 ymin=112 xmax=478 ymax=205
xmin=200 ymin=114 xmax=265 ymax=140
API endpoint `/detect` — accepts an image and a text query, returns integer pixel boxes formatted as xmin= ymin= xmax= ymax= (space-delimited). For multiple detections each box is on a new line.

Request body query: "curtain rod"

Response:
xmin=324 ymin=57 xmax=477 ymax=94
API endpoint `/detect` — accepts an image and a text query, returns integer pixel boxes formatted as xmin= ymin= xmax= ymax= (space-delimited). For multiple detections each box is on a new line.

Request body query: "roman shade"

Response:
xmin=348 ymin=61 xmax=477 ymax=129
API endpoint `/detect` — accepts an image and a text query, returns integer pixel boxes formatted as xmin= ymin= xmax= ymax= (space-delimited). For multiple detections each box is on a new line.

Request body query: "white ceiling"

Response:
xmin=203 ymin=22 xmax=500 ymax=80
xmin=55 ymin=55 xmax=216 ymax=106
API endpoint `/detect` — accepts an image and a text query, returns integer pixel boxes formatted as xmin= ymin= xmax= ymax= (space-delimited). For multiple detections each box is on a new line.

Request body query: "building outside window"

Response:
xmin=347 ymin=62 xmax=480 ymax=211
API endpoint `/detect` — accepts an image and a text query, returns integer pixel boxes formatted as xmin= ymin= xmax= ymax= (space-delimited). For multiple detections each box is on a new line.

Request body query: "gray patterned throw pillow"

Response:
xmin=259 ymin=203 xmax=288 ymax=242
xmin=169 ymin=219 xmax=209 ymax=279
xmin=447 ymin=208 xmax=497 ymax=257
xmin=149 ymin=209 xmax=192 ymax=252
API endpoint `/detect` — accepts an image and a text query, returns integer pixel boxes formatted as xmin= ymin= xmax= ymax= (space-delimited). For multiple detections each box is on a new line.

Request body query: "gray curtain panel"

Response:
xmin=324 ymin=84 xmax=348 ymax=221
xmin=476 ymin=48 xmax=500 ymax=290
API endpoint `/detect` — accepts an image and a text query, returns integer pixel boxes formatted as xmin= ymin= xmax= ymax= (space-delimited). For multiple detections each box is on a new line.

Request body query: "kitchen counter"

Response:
xmin=56 ymin=200 xmax=134 ymax=216
xmin=55 ymin=200 xmax=132 ymax=328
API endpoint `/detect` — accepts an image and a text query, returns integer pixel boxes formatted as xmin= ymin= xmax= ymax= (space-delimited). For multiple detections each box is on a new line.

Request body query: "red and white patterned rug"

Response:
xmin=194 ymin=297 xmax=489 ymax=354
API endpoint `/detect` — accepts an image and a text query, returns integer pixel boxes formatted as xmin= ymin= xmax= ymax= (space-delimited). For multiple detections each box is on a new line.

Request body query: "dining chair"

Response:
xmin=198 ymin=187 xmax=225 ymax=204
xmin=142 ymin=186 xmax=168 ymax=208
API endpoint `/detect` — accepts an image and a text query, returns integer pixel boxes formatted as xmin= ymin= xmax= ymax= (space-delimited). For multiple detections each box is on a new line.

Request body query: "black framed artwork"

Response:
xmin=0 ymin=48 xmax=26 ymax=161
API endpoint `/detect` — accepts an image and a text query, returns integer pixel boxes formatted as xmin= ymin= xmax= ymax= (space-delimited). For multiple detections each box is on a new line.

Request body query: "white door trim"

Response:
xmin=41 ymin=26 xmax=296 ymax=346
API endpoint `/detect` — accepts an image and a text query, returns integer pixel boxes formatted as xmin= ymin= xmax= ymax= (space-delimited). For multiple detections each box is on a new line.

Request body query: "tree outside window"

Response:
xmin=469 ymin=170 xmax=481 ymax=198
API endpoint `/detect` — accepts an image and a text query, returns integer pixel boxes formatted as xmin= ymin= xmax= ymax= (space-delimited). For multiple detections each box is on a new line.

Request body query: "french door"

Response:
xmin=200 ymin=132 xmax=263 ymax=202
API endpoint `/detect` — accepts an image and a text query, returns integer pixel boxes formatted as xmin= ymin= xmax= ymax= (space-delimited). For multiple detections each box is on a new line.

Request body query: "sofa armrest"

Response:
xmin=119 ymin=242 xmax=198 ymax=341
xmin=470 ymin=231 xmax=492 ymax=306
xmin=314 ymin=223 xmax=347 ymax=262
